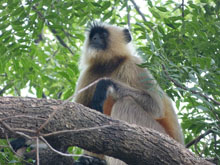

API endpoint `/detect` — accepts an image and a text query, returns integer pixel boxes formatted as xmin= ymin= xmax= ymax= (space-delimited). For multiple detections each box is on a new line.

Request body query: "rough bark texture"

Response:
xmin=0 ymin=97 xmax=213 ymax=165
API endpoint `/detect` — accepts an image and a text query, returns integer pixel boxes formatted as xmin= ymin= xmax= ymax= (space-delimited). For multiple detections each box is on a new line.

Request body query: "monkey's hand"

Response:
xmin=106 ymin=79 xmax=137 ymax=99
xmin=89 ymin=79 xmax=117 ymax=113
xmin=74 ymin=155 xmax=107 ymax=165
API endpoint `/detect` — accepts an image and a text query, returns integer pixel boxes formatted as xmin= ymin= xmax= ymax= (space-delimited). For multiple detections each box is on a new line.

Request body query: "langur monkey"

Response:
xmin=74 ymin=22 xmax=184 ymax=165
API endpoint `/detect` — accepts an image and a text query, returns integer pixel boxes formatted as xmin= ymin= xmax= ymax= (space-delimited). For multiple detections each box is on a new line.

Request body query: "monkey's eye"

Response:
xmin=101 ymin=31 xmax=108 ymax=38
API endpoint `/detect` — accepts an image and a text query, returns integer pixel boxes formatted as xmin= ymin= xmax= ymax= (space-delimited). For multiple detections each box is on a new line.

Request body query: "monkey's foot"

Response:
xmin=74 ymin=155 xmax=107 ymax=165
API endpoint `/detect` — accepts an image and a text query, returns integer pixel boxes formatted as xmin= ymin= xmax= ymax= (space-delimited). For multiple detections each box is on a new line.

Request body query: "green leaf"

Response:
xmin=196 ymin=105 xmax=209 ymax=111
xmin=147 ymin=0 xmax=153 ymax=7
xmin=11 ymin=6 xmax=24 ymax=16
xmin=102 ymin=1 xmax=111 ymax=10
xmin=12 ymin=20 xmax=24 ymax=25
xmin=156 ymin=6 xmax=168 ymax=12
xmin=164 ymin=18 xmax=176 ymax=29
xmin=157 ymin=25 xmax=165 ymax=35
xmin=0 ymin=24 xmax=9 ymax=30
xmin=0 ymin=16 xmax=8 ymax=22
xmin=143 ymin=21 xmax=155 ymax=29
xmin=63 ymin=88 xmax=74 ymax=100
xmin=0 ymin=45 xmax=7 ymax=54
xmin=150 ymin=9 xmax=160 ymax=19
xmin=102 ymin=11 xmax=113 ymax=21
xmin=36 ymin=87 xmax=43 ymax=98
xmin=57 ymin=71 xmax=71 ymax=81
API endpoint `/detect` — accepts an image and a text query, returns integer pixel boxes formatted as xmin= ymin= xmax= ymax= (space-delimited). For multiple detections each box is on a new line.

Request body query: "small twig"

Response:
xmin=130 ymin=0 xmax=153 ymax=31
xmin=5 ymin=134 xmax=17 ymax=154
xmin=42 ymin=92 xmax=47 ymax=99
xmin=186 ymin=129 xmax=214 ymax=148
xmin=32 ymin=6 xmax=74 ymax=55
xmin=130 ymin=0 xmax=147 ymax=22
xmin=5 ymin=134 xmax=33 ymax=165
xmin=182 ymin=0 xmax=184 ymax=18
xmin=50 ymin=29 xmax=74 ymax=55
xmin=0 ymin=120 xmax=14 ymax=132
xmin=36 ymin=137 xmax=40 ymax=165
xmin=214 ymin=134 xmax=217 ymax=152
xmin=14 ymin=87 xmax=21 ymax=96
xmin=52 ymin=49 xmax=59 ymax=57
xmin=39 ymin=136 xmax=90 ymax=158
xmin=72 ymin=77 xmax=107 ymax=100
xmin=194 ymin=139 xmax=201 ymax=156
xmin=0 ymin=82 xmax=12 ymax=95
xmin=41 ymin=124 xmax=117 ymax=137
xmin=13 ymin=128 xmax=36 ymax=133
xmin=37 ymin=77 xmax=107 ymax=133
xmin=15 ymin=132 xmax=33 ymax=140
xmin=200 ymin=135 xmax=212 ymax=155
xmin=126 ymin=0 xmax=131 ymax=31
xmin=181 ymin=0 xmax=185 ymax=36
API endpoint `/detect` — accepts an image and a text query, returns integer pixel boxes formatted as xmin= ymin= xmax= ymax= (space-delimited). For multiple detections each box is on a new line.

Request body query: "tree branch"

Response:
xmin=31 ymin=6 xmax=74 ymax=55
xmin=0 ymin=97 xmax=213 ymax=165
xmin=0 ymin=82 xmax=13 ymax=96
xmin=162 ymin=64 xmax=220 ymax=106
xmin=186 ymin=129 xmax=214 ymax=148
xmin=182 ymin=0 xmax=185 ymax=18
xmin=126 ymin=0 xmax=131 ymax=31
xmin=130 ymin=0 xmax=153 ymax=31
xmin=130 ymin=0 xmax=147 ymax=22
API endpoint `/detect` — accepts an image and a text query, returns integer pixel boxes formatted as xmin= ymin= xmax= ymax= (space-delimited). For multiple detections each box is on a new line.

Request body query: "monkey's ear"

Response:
xmin=123 ymin=28 xmax=132 ymax=43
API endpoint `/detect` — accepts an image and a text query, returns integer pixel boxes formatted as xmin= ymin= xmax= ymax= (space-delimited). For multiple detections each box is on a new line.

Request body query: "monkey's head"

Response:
xmin=81 ymin=22 xmax=134 ymax=67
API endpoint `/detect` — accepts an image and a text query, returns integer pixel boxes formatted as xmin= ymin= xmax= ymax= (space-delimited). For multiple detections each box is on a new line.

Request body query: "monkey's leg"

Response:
xmin=111 ymin=96 xmax=166 ymax=132
xmin=106 ymin=96 xmax=167 ymax=165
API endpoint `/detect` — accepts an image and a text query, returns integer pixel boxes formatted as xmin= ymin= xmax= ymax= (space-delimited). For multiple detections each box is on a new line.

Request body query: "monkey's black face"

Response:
xmin=88 ymin=23 xmax=132 ymax=51
xmin=89 ymin=26 xmax=109 ymax=50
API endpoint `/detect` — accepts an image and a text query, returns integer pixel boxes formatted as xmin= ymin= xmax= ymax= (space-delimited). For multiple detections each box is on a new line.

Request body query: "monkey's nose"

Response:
xmin=92 ymin=34 xmax=100 ymax=41
xmin=90 ymin=33 xmax=106 ymax=50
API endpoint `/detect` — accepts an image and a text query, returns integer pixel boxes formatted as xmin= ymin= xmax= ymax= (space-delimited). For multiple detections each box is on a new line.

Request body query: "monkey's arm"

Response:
xmin=89 ymin=79 xmax=116 ymax=113
xmin=90 ymin=79 xmax=164 ymax=118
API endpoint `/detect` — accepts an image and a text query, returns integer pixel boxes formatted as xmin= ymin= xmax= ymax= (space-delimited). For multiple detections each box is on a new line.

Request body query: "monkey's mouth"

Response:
xmin=89 ymin=43 xmax=107 ymax=50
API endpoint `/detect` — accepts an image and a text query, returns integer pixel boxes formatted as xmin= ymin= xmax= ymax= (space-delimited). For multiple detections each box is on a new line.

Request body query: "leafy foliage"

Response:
xmin=0 ymin=0 xmax=219 ymax=163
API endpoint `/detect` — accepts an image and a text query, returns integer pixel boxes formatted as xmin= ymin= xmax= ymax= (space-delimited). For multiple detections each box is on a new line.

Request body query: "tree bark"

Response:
xmin=0 ymin=97 xmax=213 ymax=165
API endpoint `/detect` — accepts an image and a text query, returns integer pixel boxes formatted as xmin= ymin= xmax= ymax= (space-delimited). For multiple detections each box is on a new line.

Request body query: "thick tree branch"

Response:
xmin=0 ymin=97 xmax=213 ymax=165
